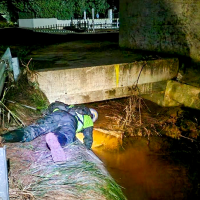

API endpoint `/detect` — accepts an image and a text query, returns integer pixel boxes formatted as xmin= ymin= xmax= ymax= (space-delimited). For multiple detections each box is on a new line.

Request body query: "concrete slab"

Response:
xmin=26 ymin=40 xmax=179 ymax=104
xmin=26 ymin=40 xmax=146 ymax=70
xmin=164 ymin=80 xmax=200 ymax=109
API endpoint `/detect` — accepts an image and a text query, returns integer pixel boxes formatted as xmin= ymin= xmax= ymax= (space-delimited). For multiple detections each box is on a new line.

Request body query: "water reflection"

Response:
xmin=91 ymin=131 xmax=192 ymax=200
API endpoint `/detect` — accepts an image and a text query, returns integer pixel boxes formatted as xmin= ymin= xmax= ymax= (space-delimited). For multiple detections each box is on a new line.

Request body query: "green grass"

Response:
xmin=19 ymin=141 xmax=127 ymax=200
xmin=30 ymin=93 xmax=49 ymax=112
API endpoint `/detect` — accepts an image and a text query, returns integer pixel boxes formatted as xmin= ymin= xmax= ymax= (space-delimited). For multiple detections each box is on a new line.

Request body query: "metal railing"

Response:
xmin=0 ymin=49 xmax=10 ymax=97
xmin=0 ymin=48 xmax=20 ymax=97
xmin=0 ymin=146 xmax=9 ymax=200
xmin=33 ymin=19 xmax=119 ymax=33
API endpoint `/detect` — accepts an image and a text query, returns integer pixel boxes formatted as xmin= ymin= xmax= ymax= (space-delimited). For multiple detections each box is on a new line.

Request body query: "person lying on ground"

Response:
xmin=0 ymin=101 xmax=98 ymax=162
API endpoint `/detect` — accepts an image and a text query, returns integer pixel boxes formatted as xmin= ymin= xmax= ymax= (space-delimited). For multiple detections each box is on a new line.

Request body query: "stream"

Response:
xmin=92 ymin=132 xmax=200 ymax=200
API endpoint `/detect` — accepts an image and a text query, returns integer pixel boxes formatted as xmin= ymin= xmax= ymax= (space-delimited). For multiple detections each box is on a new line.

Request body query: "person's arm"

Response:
xmin=44 ymin=101 xmax=70 ymax=115
xmin=82 ymin=126 xmax=93 ymax=149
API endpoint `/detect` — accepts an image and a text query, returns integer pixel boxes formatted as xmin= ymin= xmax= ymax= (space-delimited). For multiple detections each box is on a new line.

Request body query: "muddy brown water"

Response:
xmin=86 ymin=131 xmax=200 ymax=200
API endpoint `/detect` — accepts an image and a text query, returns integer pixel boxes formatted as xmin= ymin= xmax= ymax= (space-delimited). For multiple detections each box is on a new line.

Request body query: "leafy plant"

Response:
xmin=10 ymin=0 xmax=109 ymax=20
xmin=31 ymin=93 xmax=48 ymax=111
xmin=0 ymin=0 xmax=10 ymax=21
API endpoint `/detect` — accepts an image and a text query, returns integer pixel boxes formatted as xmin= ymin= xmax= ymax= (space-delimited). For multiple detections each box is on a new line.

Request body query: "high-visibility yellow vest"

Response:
xmin=53 ymin=108 xmax=59 ymax=112
xmin=53 ymin=108 xmax=93 ymax=132
xmin=53 ymin=105 xmax=74 ymax=113
xmin=75 ymin=112 xmax=93 ymax=133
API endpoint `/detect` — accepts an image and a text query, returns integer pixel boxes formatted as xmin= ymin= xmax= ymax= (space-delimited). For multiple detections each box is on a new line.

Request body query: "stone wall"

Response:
xmin=119 ymin=0 xmax=200 ymax=63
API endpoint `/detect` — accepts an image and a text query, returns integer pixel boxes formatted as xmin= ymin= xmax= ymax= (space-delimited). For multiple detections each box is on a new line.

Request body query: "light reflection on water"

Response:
xmin=91 ymin=131 xmax=191 ymax=200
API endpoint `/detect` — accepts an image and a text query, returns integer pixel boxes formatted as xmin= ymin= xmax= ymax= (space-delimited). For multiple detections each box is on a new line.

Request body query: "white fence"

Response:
xmin=19 ymin=18 xmax=58 ymax=28
xmin=18 ymin=8 xmax=119 ymax=33
xmin=32 ymin=18 xmax=119 ymax=33
xmin=18 ymin=18 xmax=119 ymax=29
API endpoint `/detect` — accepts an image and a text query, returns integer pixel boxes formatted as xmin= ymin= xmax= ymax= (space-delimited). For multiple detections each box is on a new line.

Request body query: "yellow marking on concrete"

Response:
xmin=115 ymin=64 xmax=120 ymax=87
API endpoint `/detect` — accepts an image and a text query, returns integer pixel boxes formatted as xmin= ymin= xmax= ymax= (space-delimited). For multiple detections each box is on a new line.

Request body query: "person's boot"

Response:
xmin=45 ymin=132 xmax=66 ymax=163
xmin=1 ymin=129 xmax=25 ymax=143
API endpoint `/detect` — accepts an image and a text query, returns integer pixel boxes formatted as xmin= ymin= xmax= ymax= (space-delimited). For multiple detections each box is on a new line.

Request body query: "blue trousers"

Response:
xmin=3 ymin=110 xmax=78 ymax=147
